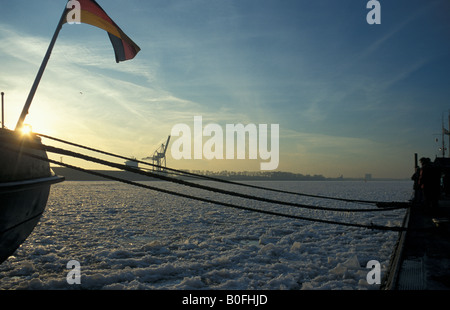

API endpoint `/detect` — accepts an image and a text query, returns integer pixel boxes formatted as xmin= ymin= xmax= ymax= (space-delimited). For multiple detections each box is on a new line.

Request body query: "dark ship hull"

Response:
xmin=0 ymin=128 xmax=64 ymax=264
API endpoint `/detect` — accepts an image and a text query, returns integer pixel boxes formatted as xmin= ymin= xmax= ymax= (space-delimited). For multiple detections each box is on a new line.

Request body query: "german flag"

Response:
xmin=65 ymin=0 xmax=140 ymax=63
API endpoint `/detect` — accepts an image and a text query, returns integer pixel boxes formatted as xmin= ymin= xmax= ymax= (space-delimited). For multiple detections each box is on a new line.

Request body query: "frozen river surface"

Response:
xmin=0 ymin=180 xmax=411 ymax=290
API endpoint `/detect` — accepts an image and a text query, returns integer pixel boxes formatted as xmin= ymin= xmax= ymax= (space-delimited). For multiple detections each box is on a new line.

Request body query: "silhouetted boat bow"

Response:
xmin=0 ymin=128 xmax=64 ymax=264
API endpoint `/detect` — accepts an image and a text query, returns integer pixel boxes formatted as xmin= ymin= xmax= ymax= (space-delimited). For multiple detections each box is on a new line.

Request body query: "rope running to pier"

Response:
xmin=6 ymin=143 xmax=407 ymax=232
xmin=35 ymin=139 xmax=409 ymax=213
xmin=36 ymin=133 xmax=409 ymax=208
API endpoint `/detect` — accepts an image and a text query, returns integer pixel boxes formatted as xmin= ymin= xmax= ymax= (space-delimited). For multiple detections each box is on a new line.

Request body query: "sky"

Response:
xmin=1 ymin=0 xmax=449 ymax=179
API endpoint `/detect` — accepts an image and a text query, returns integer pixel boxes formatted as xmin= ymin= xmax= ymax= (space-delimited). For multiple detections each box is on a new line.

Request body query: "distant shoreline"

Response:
xmin=51 ymin=167 xmax=409 ymax=182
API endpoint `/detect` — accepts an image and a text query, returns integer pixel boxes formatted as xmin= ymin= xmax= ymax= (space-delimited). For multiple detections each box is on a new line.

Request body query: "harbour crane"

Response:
xmin=143 ymin=135 xmax=171 ymax=171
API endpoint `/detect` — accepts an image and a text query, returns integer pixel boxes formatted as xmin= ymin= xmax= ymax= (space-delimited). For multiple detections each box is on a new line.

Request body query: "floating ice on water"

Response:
xmin=0 ymin=180 xmax=411 ymax=290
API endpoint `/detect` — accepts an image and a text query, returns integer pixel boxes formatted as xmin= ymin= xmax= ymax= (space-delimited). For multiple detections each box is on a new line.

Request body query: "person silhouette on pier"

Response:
xmin=411 ymin=166 xmax=422 ymax=205
xmin=419 ymin=157 xmax=441 ymax=212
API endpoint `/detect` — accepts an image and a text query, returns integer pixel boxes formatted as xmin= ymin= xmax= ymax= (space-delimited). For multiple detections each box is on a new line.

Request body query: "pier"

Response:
xmin=383 ymin=198 xmax=450 ymax=290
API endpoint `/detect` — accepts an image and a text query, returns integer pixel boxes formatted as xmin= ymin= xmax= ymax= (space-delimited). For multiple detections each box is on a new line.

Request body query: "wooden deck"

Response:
xmin=382 ymin=198 xmax=450 ymax=290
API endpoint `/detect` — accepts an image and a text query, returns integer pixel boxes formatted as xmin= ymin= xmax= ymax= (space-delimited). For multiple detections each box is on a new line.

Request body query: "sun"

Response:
xmin=19 ymin=124 xmax=33 ymax=136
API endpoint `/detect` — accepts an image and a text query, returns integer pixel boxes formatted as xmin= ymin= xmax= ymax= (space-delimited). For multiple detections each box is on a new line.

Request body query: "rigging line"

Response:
xmin=36 ymin=132 xmax=378 ymax=204
xmin=36 ymin=133 xmax=396 ymax=205
xmin=9 ymin=145 xmax=406 ymax=232
xmin=37 ymin=141 xmax=407 ymax=213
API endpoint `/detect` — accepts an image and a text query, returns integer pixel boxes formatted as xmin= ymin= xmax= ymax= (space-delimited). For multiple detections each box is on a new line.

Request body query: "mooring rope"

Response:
xmin=4 ymin=143 xmax=407 ymax=232
xmin=32 ymin=139 xmax=410 ymax=213
xmin=36 ymin=133 xmax=407 ymax=207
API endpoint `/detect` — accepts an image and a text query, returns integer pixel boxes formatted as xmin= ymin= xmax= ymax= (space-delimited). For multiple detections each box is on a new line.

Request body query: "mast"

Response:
xmin=1 ymin=92 xmax=4 ymax=129
xmin=442 ymin=114 xmax=446 ymax=158
xmin=443 ymin=112 xmax=450 ymax=158
xmin=15 ymin=7 xmax=67 ymax=130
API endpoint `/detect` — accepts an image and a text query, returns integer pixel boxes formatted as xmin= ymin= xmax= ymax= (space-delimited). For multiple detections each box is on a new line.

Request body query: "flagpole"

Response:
xmin=15 ymin=6 xmax=67 ymax=130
